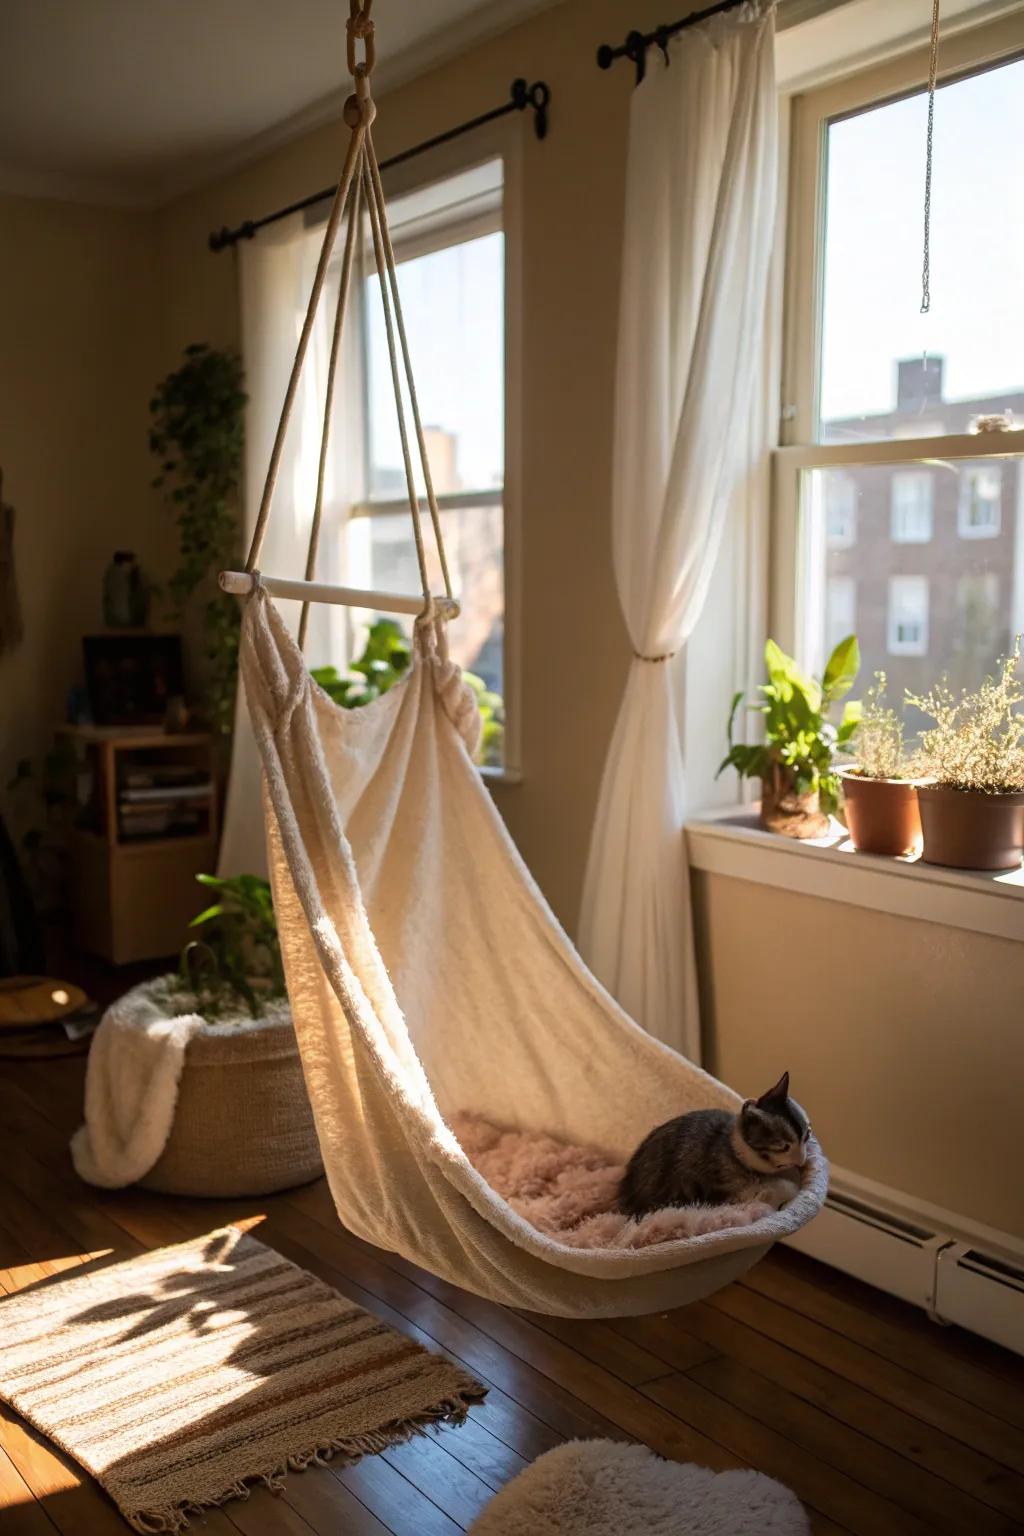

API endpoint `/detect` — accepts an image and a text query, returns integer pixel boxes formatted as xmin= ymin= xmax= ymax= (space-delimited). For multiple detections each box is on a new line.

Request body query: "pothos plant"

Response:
xmin=149 ymin=344 xmax=247 ymax=739
xmin=718 ymin=636 xmax=861 ymax=816
xmin=311 ymin=619 xmax=505 ymax=768
xmin=180 ymin=873 xmax=284 ymax=1019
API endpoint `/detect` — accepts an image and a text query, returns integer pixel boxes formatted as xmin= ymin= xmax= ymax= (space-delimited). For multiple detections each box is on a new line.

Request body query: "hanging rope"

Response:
xmin=919 ymin=0 xmax=940 ymax=314
xmin=298 ymin=160 xmax=364 ymax=651
xmin=360 ymin=153 xmax=435 ymax=609
xmin=365 ymin=133 xmax=454 ymax=601
xmin=245 ymin=0 xmax=455 ymax=630
xmin=244 ymin=117 xmax=369 ymax=573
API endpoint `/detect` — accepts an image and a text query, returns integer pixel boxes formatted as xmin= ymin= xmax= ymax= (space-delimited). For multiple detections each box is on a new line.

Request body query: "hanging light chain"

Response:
xmin=920 ymin=0 xmax=941 ymax=314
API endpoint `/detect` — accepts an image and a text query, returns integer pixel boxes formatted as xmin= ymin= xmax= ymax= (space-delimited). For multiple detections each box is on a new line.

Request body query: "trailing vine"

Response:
xmin=149 ymin=344 xmax=246 ymax=738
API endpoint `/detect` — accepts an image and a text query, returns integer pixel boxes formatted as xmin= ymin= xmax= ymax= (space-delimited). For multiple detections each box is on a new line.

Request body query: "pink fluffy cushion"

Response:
xmin=452 ymin=1113 xmax=774 ymax=1250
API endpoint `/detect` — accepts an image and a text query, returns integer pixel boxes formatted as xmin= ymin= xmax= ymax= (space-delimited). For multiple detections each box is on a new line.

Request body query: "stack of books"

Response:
xmin=118 ymin=765 xmax=212 ymax=841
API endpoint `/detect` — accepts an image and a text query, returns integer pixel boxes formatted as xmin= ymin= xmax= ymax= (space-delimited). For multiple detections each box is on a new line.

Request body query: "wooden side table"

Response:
xmin=57 ymin=725 xmax=219 ymax=964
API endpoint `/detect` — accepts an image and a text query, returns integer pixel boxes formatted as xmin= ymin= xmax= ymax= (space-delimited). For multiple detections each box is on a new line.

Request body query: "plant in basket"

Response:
xmin=906 ymin=640 xmax=1024 ymax=871
xmin=838 ymin=672 xmax=927 ymax=857
xmin=718 ymin=636 xmax=860 ymax=838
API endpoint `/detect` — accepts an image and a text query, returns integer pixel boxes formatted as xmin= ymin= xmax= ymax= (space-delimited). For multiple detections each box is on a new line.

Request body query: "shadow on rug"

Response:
xmin=0 ymin=1225 xmax=484 ymax=1532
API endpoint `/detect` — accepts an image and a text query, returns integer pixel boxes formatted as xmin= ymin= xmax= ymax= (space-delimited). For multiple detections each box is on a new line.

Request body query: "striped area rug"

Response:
xmin=0 ymin=1225 xmax=485 ymax=1532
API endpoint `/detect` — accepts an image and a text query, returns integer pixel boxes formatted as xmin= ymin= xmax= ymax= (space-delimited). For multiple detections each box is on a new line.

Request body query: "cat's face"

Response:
xmin=739 ymin=1071 xmax=811 ymax=1171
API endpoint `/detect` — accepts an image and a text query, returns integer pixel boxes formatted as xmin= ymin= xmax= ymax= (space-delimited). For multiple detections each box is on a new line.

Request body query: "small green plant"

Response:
xmin=850 ymin=671 xmax=907 ymax=780
xmin=180 ymin=873 xmax=284 ymax=1018
xmin=311 ymin=619 xmax=505 ymax=768
xmin=463 ymin=671 xmax=504 ymax=768
xmin=311 ymin=619 xmax=411 ymax=707
xmin=906 ymin=639 xmax=1024 ymax=793
xmin=718 ymin=635 xmax=861 ymax=815
xmin=149 ymin=344 xmax=247 ymax=739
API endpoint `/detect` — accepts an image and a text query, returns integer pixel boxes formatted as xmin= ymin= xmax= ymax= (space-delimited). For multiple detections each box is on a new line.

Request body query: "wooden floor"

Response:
xmin=1 ymin=1054 xmax=1023 ymax=1536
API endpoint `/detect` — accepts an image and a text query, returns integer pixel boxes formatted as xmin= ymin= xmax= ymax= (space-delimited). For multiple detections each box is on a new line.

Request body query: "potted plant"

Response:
xmin=73 ymin=873 xmax=323 ymax=1198
xmin=906 ymin=642 xmax=1024 ymax=871
xmin=838 ymin=672 xmax=926 ymax=856
xmin=149 ymin=344 xmax=247 ymax=742
xmin=312 ymin=618 xmax=506 ymax=768
xmin=718 ymin=636 xmax=860 ymax=838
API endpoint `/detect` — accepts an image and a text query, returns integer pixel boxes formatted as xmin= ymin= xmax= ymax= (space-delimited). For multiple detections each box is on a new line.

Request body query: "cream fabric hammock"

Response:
xmin=225 ymin=1 xmax=828 ymax=1318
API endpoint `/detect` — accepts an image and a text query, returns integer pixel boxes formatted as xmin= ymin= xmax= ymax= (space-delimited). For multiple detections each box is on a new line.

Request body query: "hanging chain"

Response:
xmin=920 ymin=0 xmax=940 ymax=314
xmin=347 ymin=0 xmax=375 ymax=79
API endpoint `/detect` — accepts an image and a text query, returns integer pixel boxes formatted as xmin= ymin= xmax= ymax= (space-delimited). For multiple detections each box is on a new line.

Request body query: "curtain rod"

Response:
xmin=207 ymin=78 xmax=550 ymax=253
xmin=596 ymin=0 xmax=747 ymax=84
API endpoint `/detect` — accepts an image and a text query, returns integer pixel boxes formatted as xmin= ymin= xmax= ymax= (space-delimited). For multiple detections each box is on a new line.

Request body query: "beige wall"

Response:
xmin=0 ymin=195 xmax=174 ymax=795
xmin=149 ymin=0 xmax=686 ymax=930
xmin=693 ymin=870 xmax=1024 ymax=1239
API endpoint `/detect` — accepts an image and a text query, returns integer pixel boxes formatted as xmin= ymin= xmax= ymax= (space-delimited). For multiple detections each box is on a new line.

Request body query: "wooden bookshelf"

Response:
xmin=57 ymin=725 xmax=219 ymax=964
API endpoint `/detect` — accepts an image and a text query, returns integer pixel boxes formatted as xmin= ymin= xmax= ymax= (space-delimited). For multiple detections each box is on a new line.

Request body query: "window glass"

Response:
xmin=346 ymin=504 xmax=504 ymax=696
xmin=805 ymin=459 xmax=1021 ymax=728
xmin=891 ymin=471 xmax=933 ymax=544
xmin=365 ymin=230 xmax=504 ymax=500
xmin=888 ymin=575 xmax=929 ymax=658
xmin=818 ymin=56 xmax=1024 ymax=444
xmin=958 ymin=465 xmax=1002 ymax=539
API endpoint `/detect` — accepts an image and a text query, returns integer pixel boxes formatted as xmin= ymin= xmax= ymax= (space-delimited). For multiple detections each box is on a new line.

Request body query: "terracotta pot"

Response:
xmin=838 ymin=770 xmax=923 ymax=857
xmin=917 ymin=784 xmax=1024 ymax=871
xmin=760 ymin=764 xmax=829 ymax=839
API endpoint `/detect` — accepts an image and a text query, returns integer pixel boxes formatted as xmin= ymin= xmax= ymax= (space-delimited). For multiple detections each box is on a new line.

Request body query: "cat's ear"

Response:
xmin=740 ymin=1098 xmax=757 ymax=1116
xmin=758 ymin=1071 xmax=790 ymax=1105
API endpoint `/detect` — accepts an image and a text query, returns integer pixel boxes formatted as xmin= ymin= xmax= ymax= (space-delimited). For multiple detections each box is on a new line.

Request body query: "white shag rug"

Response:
xmin=468 ymin=1441 xmax=810 ymax=1536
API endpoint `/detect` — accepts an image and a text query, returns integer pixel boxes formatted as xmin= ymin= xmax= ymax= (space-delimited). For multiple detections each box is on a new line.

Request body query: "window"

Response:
xmin=826 ymin=576 xmax=856 ymax=655
xmin=887 ymin=576 xmax=929 ymax=658
xmin=958 ymin=466 xmax=1002 ymax=539
xmin=825 ymin=475 xmax=856 ymax=548
xmin=345 ymin=158 xmax=509 ymax=766
xmin=890 ymin=472 xmax=932 ymax=544
xmin=776 ymin=19 xmax=1024 ymax=714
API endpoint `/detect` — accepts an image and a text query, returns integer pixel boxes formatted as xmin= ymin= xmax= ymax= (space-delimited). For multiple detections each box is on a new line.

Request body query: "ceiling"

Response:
xmin=0 ymin=0 xmax=557 ymax=208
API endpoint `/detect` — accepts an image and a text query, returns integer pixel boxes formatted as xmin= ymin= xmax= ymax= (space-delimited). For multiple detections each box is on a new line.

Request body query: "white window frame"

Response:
xmin=887 ymin=574 xmax=929 ymax=658
xmin=890 ymin=470 xmax=933 ymax=544
xmin=958 ymin=464 xmax=1003 ymax=540
xmin=340 ymin=124 xmax=523 ymax=783
xmin=771 ymin=13 xmax=1024 ymax=670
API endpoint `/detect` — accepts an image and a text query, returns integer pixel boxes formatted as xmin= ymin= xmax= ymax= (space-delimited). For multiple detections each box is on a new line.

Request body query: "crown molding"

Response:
xmin=0 ymin=0 xmax=563 ymax=213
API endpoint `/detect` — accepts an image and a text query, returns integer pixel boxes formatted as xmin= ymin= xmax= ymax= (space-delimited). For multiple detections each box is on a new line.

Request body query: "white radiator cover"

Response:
xmin=784 ymin=1167 xmax=1024 ymax=1356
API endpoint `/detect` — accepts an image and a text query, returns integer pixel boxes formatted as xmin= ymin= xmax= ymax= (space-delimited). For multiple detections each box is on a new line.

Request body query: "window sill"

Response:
xmin=480 ymin=765 xmax=521 ymax=787
xmin=685 ymin=808 xmax=1024 ymax=944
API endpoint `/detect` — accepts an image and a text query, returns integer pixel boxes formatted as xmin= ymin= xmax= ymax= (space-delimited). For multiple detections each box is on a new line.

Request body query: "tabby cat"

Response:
xmin=618 ymin=1072 xmax=810 ymax=1218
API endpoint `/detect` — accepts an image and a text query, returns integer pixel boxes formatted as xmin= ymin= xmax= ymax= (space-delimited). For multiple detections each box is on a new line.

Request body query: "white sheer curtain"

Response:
xmin=578 ymin=2 xmax=779 ymax=1057
xmin=218 ymin=211 xmax=359 ymax=878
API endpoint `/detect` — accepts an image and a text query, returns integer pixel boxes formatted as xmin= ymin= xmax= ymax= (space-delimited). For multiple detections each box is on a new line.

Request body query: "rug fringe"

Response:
xmin=124 ymin=1382 xmax=486 ymax=1533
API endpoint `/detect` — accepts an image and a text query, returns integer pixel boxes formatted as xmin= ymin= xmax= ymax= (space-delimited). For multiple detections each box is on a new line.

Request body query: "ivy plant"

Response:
xmin=718 ymin=635 xmax=861 ymax=815
xmin=311 ymin=619 xmax=505 ymax=768
xmin=149 ymin=344 xmax=247 ymax=739
xmin=180 ymin=873 xmax=284 ymax=1018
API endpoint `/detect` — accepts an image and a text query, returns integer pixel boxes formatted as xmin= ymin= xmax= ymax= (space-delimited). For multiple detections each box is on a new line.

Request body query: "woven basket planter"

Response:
xmin=136 ymin=995 xmax=323 ymax=1198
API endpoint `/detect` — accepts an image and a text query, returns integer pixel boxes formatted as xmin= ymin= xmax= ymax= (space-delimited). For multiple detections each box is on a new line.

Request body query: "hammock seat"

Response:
xmin=226 ymin=1 xmax=827 ymax=1318
xmin=240 ymin=590 xmax=828 ymax=1317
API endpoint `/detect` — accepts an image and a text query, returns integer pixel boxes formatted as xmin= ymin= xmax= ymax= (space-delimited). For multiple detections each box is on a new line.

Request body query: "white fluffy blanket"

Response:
xmin=468 ymin=1440 xmax=809 ymax=1534
xmin=452 ymin=1114 xmax=777 ymax=1251
xmin=71 ymin=982 xmax=205 ymax=1189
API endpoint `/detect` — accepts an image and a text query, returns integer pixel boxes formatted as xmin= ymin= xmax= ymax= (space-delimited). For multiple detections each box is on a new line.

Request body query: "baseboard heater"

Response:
xmin=785 ymin=1189 xmax=1024 ymax=1355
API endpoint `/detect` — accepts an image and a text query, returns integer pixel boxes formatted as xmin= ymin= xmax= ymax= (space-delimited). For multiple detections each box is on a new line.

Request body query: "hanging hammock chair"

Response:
xmin=222 ymin=0 xmax=828 ymax=1319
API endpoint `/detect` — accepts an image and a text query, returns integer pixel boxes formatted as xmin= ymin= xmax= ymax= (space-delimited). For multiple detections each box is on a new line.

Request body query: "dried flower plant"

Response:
xmin=852 ymin=672 xmax=906 ymax=780
xmin=906 ymin=639 xmax=1024 ymax=794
